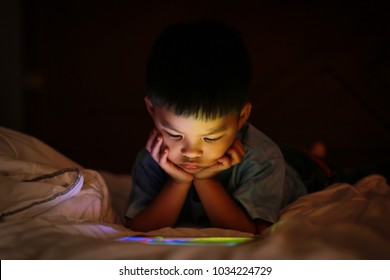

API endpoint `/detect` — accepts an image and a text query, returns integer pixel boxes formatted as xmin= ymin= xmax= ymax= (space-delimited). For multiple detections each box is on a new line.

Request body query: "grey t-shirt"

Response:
xmin=125 ymin=123 xmax=306 ymax=224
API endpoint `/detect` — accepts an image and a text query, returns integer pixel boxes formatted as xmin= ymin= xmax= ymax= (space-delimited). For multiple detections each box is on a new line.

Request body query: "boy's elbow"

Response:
xmin=124 ymin=217 xmax=135 ymax=230
xmin=124 ymin=217 xmax=174 ymax=232
xmin=254 ymin=219 xmax=273 ymax=235
xmin=124 ymin=217 xmax=147 ymax=232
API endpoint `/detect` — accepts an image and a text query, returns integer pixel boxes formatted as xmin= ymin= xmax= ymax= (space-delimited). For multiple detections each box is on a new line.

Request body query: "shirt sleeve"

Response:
xmin=231 ymin=123 xmax=306 ymax=224
xmin=125 ymin=149 xmax=168 ymax=219
xmin=232 ymin=154 xmax=287 ymax=223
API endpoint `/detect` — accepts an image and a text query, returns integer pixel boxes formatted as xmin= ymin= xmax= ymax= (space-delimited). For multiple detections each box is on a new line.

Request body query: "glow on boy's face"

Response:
xmin=151 ymin=105 xmax=243 ymax=174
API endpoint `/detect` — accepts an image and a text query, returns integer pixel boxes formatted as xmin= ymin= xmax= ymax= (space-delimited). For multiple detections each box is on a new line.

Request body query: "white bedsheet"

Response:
xmin=0 ymin=127 xmax=389 ymax=259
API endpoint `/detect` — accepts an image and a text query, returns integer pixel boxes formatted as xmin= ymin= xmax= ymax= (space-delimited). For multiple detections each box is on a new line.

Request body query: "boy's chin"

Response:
xmin=178 ymin=166 xmax=205 ymax=174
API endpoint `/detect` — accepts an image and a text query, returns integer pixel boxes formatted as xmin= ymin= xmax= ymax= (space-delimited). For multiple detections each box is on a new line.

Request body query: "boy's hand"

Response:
xmin=194 ymin=139 xmax=245 ymax=180
xmin=146 ymin=128 xmax=194 ymax=184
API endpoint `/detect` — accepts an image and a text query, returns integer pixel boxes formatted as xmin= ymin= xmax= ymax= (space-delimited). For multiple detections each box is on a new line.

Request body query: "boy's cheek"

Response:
xmin=161 ymin=141 xmax=181 ymax=160
xmin=162 ymin=143 xmax=180 ymax=163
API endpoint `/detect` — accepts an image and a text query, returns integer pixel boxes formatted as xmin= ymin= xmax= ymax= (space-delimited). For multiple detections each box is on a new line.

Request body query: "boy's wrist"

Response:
xmin=169 ymin=178 xmax=192 ymax=187
xmin=193 ymin=177 xmax=219 ymax=186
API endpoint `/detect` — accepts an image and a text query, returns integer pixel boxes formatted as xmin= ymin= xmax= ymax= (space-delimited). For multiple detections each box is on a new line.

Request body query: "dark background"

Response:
xmin=1 ymin=0 xmax=389 ymax=173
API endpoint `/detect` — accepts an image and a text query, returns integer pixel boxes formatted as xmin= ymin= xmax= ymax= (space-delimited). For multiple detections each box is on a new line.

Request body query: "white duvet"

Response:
xmin=0 ymin=127 xmax=389 ymax=259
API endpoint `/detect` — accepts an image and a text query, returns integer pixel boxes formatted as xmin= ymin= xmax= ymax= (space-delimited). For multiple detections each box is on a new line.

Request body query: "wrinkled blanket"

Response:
xmin=1 ymin=127 xmax=389 ymax=259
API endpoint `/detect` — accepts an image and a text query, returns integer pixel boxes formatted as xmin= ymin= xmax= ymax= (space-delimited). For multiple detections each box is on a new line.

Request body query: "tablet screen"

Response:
xmin=116 ymin=236 xmax=255 ymax=246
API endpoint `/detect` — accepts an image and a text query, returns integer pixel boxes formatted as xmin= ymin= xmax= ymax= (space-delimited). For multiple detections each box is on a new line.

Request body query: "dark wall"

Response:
xmin=0 ymin=1 xmax=23 ymax=130
xmin=11 ymin=0 xmax=390 ymax=173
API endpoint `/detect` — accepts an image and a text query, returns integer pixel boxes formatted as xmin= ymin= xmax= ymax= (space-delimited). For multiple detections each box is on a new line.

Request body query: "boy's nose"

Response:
xmin=181 ymin=147 xmax=203 ymax=159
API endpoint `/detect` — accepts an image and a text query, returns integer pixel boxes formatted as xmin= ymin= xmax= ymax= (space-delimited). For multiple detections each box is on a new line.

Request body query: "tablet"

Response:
xmin=116 ymin=236 xmax=255 ymax=246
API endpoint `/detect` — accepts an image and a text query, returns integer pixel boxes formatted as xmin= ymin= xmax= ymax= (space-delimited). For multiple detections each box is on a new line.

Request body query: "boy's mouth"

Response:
xmin=178 ymin=163 xmax=202 ymax=170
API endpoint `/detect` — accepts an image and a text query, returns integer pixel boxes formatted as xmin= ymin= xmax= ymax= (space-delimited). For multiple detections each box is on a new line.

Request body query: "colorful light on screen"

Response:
xmin=116 ymin=236 xmax=254 ymax=246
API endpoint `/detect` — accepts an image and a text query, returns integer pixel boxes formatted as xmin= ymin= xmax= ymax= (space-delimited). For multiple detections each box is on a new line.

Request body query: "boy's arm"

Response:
xmin=193 ymin=178 xmax=271 ymax=234
xmin=192 ymin=139 xmax=272 ymax=234
xmin=125 ymin=180 xmax=191 ymax=232
xmin=125 ymin=128 xmax=194 ymax=232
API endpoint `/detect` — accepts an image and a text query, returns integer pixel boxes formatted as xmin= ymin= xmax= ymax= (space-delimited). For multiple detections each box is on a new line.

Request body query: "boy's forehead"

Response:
xmin=154 ymin=106 xmax=238 ymax=133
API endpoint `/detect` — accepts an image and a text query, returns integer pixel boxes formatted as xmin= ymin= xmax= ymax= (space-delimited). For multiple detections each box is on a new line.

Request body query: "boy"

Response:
xmin=125 ymin=21 xmax=307 ymax=234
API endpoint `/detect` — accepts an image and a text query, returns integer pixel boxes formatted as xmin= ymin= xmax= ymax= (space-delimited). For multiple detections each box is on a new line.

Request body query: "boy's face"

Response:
xmin=145 ymin=98 xmax=251 ymax=174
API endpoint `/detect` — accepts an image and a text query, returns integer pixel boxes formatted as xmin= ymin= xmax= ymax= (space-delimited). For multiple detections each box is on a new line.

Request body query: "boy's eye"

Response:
xmin=167 ymin=132 xmax=182 ymax=140
xmin=204 ymin=136 xmax=222 ymax=143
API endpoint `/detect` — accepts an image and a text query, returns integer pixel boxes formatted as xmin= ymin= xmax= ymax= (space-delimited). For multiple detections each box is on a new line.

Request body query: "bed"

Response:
xmin=1 ymin=126 xmax=389 ymax=259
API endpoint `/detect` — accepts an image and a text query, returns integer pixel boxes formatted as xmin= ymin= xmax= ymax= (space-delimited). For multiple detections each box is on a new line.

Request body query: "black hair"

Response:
xmin=146 ymin=20 xmax=252 ymax=120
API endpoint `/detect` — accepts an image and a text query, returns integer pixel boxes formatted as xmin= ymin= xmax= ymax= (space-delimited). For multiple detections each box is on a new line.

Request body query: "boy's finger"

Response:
xmin=217 ymin=156 xmax=231 ymax=167
xmin=150 ymin=136 xmax=163 ymax=161
xmin=159 ymin=148 xmax=169 ymax=165
xmin=160 ymin=154 xmax=194 ymax=183
xmin=226 ymin=149 xmax=241 ymax=165
xmin=145 ymin=129 xmax=158 ymax=152
xmin=233 ymin=139 xmax=245 ymax=156
xmin=226 ymin=144 xmax=244 ymax=166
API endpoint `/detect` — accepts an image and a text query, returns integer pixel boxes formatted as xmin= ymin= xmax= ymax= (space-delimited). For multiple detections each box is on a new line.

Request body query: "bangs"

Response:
xmin=148 ymin=87 xmax=245 ymax=121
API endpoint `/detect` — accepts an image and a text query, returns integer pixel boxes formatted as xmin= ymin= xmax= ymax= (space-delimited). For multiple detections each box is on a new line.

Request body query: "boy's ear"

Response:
xmin=238 ymin=102 xmax=252 ymax=130
xmin=144 ymin=96 xmax=154 ymax=117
